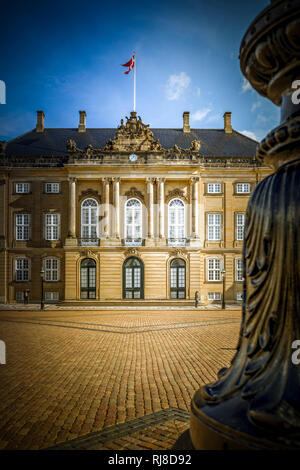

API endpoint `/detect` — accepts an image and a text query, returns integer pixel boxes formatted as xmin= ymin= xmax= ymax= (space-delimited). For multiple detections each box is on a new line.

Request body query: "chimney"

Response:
xmin=78 ymin=110 xmax=86 ymax=133
xmin=223 ymin=111 xmax=232 ymax=133
xmin=36 ymin=110 xmax=45 ymax=133
xmin=183 ymin=111 xmax=190 ymax=133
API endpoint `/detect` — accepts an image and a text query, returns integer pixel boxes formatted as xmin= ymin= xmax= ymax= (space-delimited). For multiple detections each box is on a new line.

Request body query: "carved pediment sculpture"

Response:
xmin=125 ymin=187 xmax=145 ymax=202
xmin=67 ymin=139 xmax=77 ymax=153
xmin=190 ymin=140 xmax=201 ymax=152
xmin=166 ymin=188 xmax=189 ymax=203
xmin=65 ymin=113 xmax=202 ymax=160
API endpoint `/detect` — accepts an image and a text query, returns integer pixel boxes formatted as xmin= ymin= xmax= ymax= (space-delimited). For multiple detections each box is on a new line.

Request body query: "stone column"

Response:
xmin=68 ymin=177 xmax=76 ymax=238
xmin=175 ymin=1 xmax=300 ymax=451
xmin=156 ymin=178 xmax=165 ymax=239
xmin=191 ymin=177 xmax=199 ymax=238
xmin=112 ymin=177 xmax=120 ymax=239
xmin=102 ymin=177 xmax=110 ymax=238
xmin=146 ymin=178 xmax=154 ymax=238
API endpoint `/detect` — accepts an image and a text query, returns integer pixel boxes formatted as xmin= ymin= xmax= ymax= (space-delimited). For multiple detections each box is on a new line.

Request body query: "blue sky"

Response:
xmin=0 ymin=0 xmax=279 ymax=142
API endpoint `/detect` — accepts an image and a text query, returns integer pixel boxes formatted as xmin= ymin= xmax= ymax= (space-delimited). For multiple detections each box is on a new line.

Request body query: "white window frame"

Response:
xmin=81 ymin=198 xmax=98 ymax=242
xmin=235 ymin=258 xmax=244 ymax=282
xmin=207 ymin=183 xmax=222 ymax=194
xmin=45 ymin=182 xmax=60 ymax=194
xmin=125 ymin=198 xmax=142 ymax=245
xmin=16 ymin=291 xmax=25 ymax=302
xmin=15 ymin=213 xmax=30 ymax=240
xmin=207 ymin=258 xmax=221 ymax=282
xmin=236 ymin=183 xmax=250 ymax=194
xmin=208 ymin=292 xmax=221 ymax=301
xmin=207 ymin=213 xmax=221 ymax=241
xmin=15 ymin=182 xmax=30 ymax=194
xmin=44 ymin=292 xmax=59 ymax=301
xmin=236 ymin=213 xmax=245 ymax=241
xmin=44 ymin=257 xmax=60 ymax=282
xmin=15 ymin=257 xmax=30 ymax=282
xmin=168 ymin=198 xmax=185 ymax=245
xmin=45 ymin=213 xmax=60 ymax=241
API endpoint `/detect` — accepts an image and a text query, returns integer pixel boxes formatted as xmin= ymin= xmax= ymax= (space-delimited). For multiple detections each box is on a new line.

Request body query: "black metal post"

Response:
xmin=40 ymin=269 xmax=44 ymax=310
xmin=221 ymin=272 xmax=225 ymax=310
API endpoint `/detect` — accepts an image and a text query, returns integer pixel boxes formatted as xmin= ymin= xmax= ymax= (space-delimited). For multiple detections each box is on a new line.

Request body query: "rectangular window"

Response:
xmin=45 ymin=182 xmax=60 ymax=194
xmin=45 ymin=214 xmax=60 ymax=241
xmin=236 ymin=213 xmax=245 ymax=241
xmin=45 ymin=258 xmax=59 ymax=281
xmin=15 ymin=258 xmax=29 ymax=281
xmin=235 ymin=258 xmax=244 ymax=282
xmin=237 ymin=292 xmax=244 ymax=301
xmin=16 ymin=291 xmax=25 ymax=302
xmin=15 ymin=183 xmax=30 ymax=194
xmin=207 ymin=183 xmax=221 ymax=194
xmin=207 ymin=213 xmax=221 ymax=240
xmin=236 ymin=183 xmax=250 ymax=194
xmin=15 ymin=214 xmax=30 ymax=240
xmin=207 ymin=258 xmax=221 ymax=281
xmin=45 ymin=292 xmax=59 ymax=301
xmin=208 ymin=292 xmax=221 ymax=300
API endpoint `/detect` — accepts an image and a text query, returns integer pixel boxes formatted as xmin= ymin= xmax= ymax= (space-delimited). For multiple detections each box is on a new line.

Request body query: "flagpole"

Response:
xmin=133 ymin=52 xmax=136 ymax=112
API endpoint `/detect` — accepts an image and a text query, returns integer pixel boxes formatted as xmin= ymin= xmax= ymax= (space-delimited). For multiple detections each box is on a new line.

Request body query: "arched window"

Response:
xmin=123 ymin=257 xmax=144 ymax=299
xmin=125 ymin=198 xmax=142 ymax=245
xmin=80 ymin=258 xmax=96 ymax=299
xmin=168 ymin=198 xmax=185 ymax=245
xmin=170 ymin=258 xmax=186 ymax=299
xmin=81 ymin=198 xmax=98 ymax=245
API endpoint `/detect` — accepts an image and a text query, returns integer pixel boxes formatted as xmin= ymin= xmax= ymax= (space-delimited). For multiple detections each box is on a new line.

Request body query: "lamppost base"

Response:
xmin=180 ymin=390 xmax=300 ymax=451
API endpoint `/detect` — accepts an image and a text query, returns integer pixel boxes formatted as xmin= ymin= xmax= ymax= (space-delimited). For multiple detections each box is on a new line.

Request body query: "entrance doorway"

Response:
xmin=170 ymin=258 xmax=186 ymax=299
xmin=80 ymin=258 xmax=96 ymax=299
xmin=123 ymin=257 xmax=144 ymax=299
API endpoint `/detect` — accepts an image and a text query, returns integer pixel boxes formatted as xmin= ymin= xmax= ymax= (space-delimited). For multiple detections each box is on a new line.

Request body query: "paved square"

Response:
xmin=0 ymin=308 xmax=241 ymax=449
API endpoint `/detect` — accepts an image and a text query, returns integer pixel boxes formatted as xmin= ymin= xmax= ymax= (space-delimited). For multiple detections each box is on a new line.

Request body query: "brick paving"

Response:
xmin=0 ymin=308 xmax=241 ymax=450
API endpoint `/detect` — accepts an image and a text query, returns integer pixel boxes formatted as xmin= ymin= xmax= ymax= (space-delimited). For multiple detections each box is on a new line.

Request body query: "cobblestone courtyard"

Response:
xmin=0 ymin=308 xmax=241 ymax=450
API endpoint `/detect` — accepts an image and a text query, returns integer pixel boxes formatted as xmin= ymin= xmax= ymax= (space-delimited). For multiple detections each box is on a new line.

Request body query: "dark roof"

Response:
xmin=5 ymin=128 xmax=258 ymax=158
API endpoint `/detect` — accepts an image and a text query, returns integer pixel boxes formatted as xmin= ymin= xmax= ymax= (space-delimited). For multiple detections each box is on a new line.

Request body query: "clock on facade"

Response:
xmin=129 ymin=154 xmax=138 ymax=162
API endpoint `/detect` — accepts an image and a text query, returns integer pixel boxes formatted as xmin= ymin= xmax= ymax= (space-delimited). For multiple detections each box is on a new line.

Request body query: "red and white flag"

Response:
xmin=121 ymin=52 xmax=135 ymax=74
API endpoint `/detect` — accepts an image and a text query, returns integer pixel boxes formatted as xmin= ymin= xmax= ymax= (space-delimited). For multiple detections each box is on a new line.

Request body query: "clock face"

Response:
xmin=129 ymin=154 xmax=138 ymax=162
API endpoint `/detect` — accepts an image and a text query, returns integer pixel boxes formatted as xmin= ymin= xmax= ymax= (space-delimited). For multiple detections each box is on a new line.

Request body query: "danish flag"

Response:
xmin=121 ymin=52 xmax=135 ymax=74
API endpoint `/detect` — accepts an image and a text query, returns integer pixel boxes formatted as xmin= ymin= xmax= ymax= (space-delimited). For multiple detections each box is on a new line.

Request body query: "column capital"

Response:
xmin=102 ymin=177 xmax=111 ymax=183
xmin=146 ymin=177 xmax=155 ymax=184
xmin=155 ymin=177 xmax=166 ymax=183
xmin=190 ymin=176 xmax=200 ymax=184
xmin=68 ymin=177 xmax=77 ymax=183
xmin=112 ymin=177 xmax=121 ymax=183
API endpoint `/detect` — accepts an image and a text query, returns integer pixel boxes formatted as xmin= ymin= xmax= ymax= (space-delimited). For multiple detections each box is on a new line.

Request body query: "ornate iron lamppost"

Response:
xmin=40 ymin=267 xmax=44 ymax=310
xmin=175 ymin=0 xmax=300 ymax=450
xmin=221 ymin=268 xmax=226 ymax=310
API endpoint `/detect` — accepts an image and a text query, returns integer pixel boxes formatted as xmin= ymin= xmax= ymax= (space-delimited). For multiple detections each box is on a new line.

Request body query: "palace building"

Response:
xmin=0 ymin=110 xmax=271 ymax=305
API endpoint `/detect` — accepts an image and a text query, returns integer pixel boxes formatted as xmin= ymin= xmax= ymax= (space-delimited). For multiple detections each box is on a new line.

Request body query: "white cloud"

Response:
xmin=240 ymin=130 xmax=259 ymax=141
xmin=251 ymin=100 xmax=262 ymax=112
xmin=190 ymin=107 xmax=211 ymax=121
xmin=165 ymin=72 xmax=191 ymax=101
xmin=241 ymin=78 xmax=252 ymax=93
